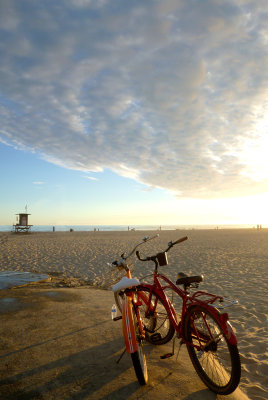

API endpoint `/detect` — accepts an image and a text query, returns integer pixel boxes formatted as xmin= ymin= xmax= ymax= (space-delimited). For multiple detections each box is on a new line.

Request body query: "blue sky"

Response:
xmin=0 ymin=0 xmax=267 ymax=226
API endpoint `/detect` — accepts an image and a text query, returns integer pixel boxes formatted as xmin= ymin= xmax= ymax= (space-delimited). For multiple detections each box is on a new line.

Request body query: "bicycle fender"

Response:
xmin=220 ymin=313 xmax=237 ymax=345
xmin=122 ymin=295 xmax=138 ymax=353
xmin=188 ymin=304 xmax=238 ymax=346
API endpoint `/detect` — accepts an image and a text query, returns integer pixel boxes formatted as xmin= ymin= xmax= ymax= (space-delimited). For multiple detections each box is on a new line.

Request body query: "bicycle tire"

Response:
xmin=138 ymin=286 xmax=175 ymax=345
xmin=131 ymin=302 xmax=148 ymax=385
xmin=184 ymin=305 xmax=241 ymax=395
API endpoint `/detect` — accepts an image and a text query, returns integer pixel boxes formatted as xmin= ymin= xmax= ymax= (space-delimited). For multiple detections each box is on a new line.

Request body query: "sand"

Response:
xmin=0 ymin=229 xmax=267 ymax=399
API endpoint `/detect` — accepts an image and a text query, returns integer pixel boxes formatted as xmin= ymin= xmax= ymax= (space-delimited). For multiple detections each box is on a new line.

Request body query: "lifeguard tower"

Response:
xmin=13 ymin=210 xmax=33 ymax=233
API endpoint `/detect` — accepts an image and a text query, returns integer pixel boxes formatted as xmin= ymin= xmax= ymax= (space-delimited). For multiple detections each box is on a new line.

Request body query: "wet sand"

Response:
xmin=0 ymin=229 xmax=267 ymax=399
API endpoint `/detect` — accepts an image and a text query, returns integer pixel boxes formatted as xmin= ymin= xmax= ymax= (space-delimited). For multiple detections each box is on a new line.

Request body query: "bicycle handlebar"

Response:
xmin=124 ymin=234 xmax=159 ymax=260
xmin=110 ymin=234 xmax=159 ymax=268
xmin=135 ymin=252 xmax=151 ymax=262
xmin=136 ymin=236 xmax=188 ymax=262
xmin=171 ymin=236 xmax=188 ymax=246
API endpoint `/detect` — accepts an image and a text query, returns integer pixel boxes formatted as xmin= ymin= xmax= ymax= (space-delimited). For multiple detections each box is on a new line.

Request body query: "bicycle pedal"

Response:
xmin=150 ymin=333 xmax=162 ymax=343
xmin=160 ymin=353 xmax=174 ymax=359
xmin=113 ymin=316 xmax=122 ymax=321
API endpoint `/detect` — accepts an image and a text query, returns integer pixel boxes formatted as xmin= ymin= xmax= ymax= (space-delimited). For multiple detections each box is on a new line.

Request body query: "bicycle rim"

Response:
xmin=131 ymin=303 xmax=148 ymax=385
xmin=184 ymin=305 xmax=241 ymax=395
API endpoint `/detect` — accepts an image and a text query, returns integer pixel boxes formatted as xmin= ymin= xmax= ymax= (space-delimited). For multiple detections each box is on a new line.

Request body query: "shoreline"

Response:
xmin=1 ymin=225 xmax=267 ymax=234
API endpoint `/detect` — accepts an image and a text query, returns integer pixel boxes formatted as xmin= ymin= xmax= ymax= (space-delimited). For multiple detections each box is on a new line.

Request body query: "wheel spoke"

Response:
xmin=193 ymin=311 xmax=232 ymax=386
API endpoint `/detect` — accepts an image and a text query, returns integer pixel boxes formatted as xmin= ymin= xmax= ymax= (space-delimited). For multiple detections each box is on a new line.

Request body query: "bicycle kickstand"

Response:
xmin=116 ymin=347 xmax=127 ymax=364
xmin=175 ymin=339 xmax=184 ymax=362
xmin=160 ymin=337 xmax=184 ymax=361
xmin=160 ymin=337 xmax=176 ymax=359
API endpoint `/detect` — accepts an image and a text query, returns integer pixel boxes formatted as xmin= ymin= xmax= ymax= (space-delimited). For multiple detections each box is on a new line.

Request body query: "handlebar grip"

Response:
xmin=136 ymin=251 xmax=149 ymax=262
xmin=173 ymin=236 xmax=188 ymax=245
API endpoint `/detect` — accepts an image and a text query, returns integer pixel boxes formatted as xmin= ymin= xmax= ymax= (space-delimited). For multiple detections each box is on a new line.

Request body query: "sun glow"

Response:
xmin=229 ymin=193 xmax=268 ymax=225
xmin=239 ymin=115 xmax=268 ymax=182
xmin=240 ymin=137 xmax=268 ymax=182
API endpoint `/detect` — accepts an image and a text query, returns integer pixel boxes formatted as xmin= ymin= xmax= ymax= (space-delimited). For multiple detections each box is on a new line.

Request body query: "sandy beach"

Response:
xmin=0 ymin=229 xmax=267 ymax=399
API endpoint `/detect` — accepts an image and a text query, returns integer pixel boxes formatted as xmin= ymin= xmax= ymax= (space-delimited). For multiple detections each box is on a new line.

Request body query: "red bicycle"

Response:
xmin=115 ymin=235 xmax=241 ymax=395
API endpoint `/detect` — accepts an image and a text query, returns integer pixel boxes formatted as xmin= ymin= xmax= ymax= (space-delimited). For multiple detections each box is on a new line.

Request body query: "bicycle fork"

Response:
xmin=122 ymin=294 xmax=138 ymax=353
xmin=114 ymin=292 xmax=145 ymax=364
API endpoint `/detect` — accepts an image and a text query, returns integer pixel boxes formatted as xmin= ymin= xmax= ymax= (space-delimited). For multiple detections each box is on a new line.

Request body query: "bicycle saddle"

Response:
xmin=112 ymin=277 xmax=140 ymax=292
xmin=176 ymin=272 xmax=204 ymax=286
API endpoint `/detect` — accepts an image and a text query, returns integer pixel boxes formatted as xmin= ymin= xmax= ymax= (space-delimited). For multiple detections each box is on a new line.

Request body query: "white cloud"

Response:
xmin=0 ymin=0 xmax=267 ymax=198
xmin=84 ymin=176 xmax=98 ymax=181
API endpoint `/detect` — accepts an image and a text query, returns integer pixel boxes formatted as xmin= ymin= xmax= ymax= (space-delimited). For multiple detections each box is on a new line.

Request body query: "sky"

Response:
xmin=0 ymin=0 xmax=268 ymax=227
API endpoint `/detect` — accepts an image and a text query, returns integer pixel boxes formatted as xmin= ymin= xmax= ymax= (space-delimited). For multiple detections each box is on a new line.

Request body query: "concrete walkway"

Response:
xmin=0 ymin=282 xmax=249 ymax=399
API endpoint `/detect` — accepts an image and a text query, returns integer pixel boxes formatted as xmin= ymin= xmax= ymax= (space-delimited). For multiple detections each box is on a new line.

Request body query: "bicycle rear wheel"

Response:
xmin=131 ymin=302 xmax=148 ymax=385
xmin=138 ymin=286 xmax=175 ymax=345
xmin=184 ymin=305 xmax=241 ymax=395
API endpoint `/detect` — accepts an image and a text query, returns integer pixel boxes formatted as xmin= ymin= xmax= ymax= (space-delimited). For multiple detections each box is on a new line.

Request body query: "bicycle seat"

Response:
xmin=112 ymin=277 xmax=140 ymax=292
xmin=176 ymin=272 xmax=204 ymax=286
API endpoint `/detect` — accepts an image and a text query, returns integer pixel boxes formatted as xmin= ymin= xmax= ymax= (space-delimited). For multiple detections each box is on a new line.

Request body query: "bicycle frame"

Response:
xmin=139 ymin=271 xmax=237 ymax=347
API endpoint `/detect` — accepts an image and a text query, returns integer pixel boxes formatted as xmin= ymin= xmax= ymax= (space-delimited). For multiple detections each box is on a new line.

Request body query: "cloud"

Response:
xmin=84 ymin=176 xmax=98 ymax=181
xmin=0 ymin=0 xmax=267 ymax=198
xmin=33 ymin=181 xmax=45 ymax=185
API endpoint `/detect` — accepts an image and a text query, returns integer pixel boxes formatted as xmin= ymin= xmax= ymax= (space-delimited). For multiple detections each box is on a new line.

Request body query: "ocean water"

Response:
xmin=0 ymin=223 xmax=258 ymax=232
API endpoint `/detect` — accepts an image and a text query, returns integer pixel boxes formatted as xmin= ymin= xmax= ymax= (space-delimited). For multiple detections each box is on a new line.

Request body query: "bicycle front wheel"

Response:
xmin=138 ymin=286 xmax=175 ymax=345
xmin=131 ymin=302 xmax=148 ymax=385
xmin=184 ymin=305 xmax=241 ymax=395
